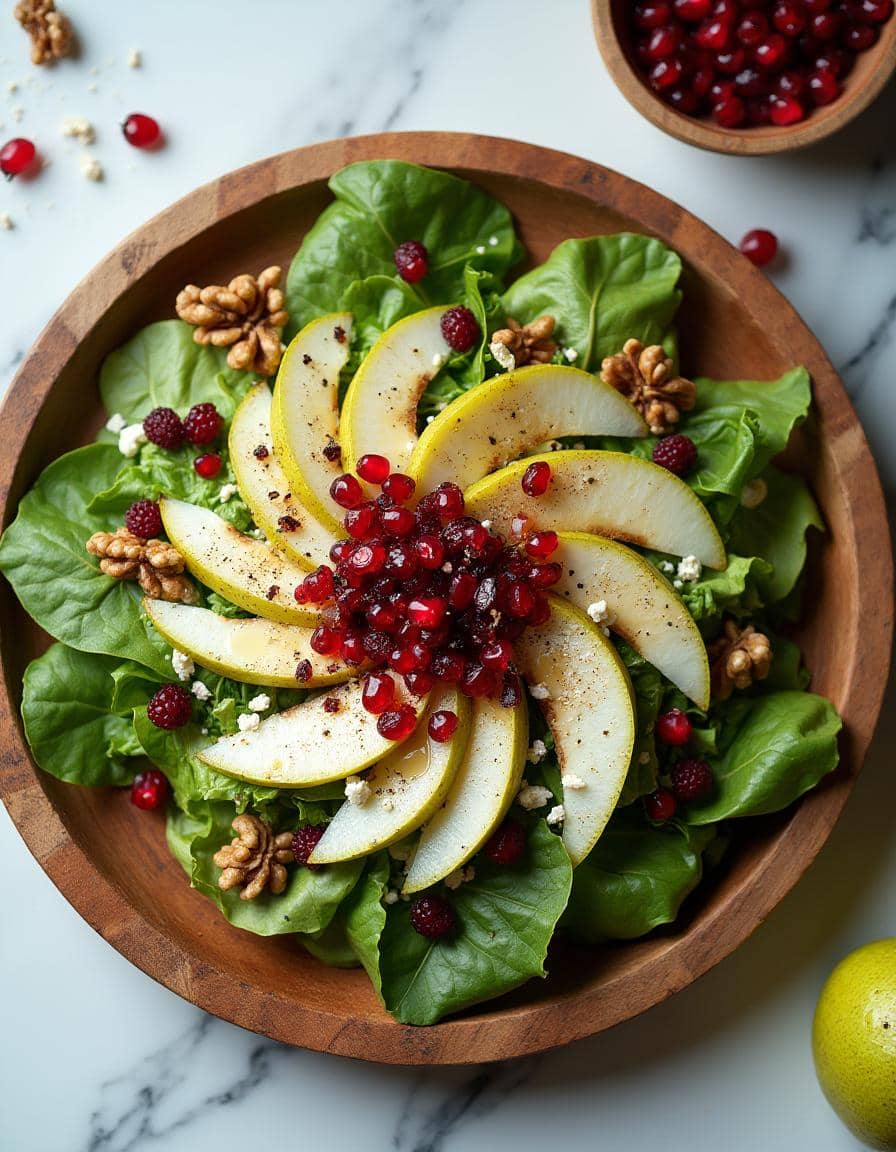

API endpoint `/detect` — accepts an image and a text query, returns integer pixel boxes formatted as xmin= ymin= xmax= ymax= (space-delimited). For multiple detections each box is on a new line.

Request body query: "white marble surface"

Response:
xmin=1 ymin=2 xmax=894 ymax=1149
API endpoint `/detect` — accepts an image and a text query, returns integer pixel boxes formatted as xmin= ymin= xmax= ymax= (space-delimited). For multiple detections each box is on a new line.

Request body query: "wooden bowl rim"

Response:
xmin=591 ymin=0 xmax=896 ymax=156
xmin=0 ymin=132 xmax=891 ymax=1064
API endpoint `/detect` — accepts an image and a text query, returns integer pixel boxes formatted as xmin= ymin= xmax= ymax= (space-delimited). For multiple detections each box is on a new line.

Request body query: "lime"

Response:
xmin=813 ymin=939 xmax=896 ymax=1150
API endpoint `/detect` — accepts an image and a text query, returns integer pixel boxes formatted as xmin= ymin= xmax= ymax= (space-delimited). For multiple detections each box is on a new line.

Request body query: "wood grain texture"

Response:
xmin=0 ymin=133 xmax=892 ymax=1065
xmin=592 ymin=0 xmax=896 ymax=155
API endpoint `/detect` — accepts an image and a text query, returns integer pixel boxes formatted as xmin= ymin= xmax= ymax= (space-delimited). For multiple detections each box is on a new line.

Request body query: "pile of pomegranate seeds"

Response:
xmin=294 ymin=459 xmax=560 ymax=739
xmin=629 ymin=0 xmax=894 ymax=129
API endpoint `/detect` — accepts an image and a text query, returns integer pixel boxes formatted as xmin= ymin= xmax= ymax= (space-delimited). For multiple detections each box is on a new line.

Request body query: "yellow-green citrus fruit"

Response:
xmin=812 ymin=939 xmax=896 ymax=1150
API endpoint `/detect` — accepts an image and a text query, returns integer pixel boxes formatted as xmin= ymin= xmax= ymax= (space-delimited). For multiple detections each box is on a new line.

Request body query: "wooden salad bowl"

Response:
xmin=0 ymin=134 xmax=891 ymax=1065
xmin=592 ymin=0 xmax=896 ymax=155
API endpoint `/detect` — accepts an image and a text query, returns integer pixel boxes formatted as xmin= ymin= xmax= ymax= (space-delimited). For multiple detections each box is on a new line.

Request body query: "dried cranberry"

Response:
xmin=656 ymin=708 xmax=693 ymax=745
xmin=393 ymin=240 xmax=429 ymax=284
xmin=483 ymin=820 xmax=527 ymax=865
xmin=409 ymin=894 xmax=456 ymax=938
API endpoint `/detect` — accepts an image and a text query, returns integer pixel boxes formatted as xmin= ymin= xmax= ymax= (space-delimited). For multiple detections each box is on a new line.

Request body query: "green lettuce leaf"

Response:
xmin=0 ymin=444 xmax=172 ymax=677
xmin=681 ymin=553 xmax=773 ymax=628
xmin=99 ymin=320 xmax=250 ymax=423
xmin=376 ymin=819 xmax=572 ymax=1025
xmin=563 ymin=809 xmax=715 ymax=941
xmin=685 ymin=690 xmax=842 ymax=824
xmin=500 ymin=234 xmax=682 ymax=372
xmin=21 ymin=644 xmax=148 ymax=786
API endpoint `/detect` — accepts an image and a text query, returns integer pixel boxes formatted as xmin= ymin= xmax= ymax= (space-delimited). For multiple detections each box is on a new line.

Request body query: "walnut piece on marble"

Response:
xmin=15 ymin=0 xmax=73 ymax=65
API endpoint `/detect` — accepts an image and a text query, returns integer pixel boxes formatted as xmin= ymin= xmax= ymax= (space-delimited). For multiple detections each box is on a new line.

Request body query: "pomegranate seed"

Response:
xmin=393 ymin=240 xmax=428 ymax=284
xmin=463 ymin=522 xmax=489 ymax=553
xmin=130 ymin=769 xmax=169 ymax=810
xmin=734 ymin=66 xmax=769 ymax=95
xmin=448 ymin=571 xmax=478 ymax=610
xmin=362 ymin=630 xmax=393 ymax=662
xmin=382 ymin=472 xmax=416 ymax=503
xmin=331 ymin=473 xmax=364 ymax=509
xmin=736 ymin=11 xmax=769 ymax=45
xmin=529 ymin=561 xmax=562 ymax=588
xmin=329 ymin=539 xmax=353 ymax=564
xmin=674 ymin=0 xmax=712 ymax=19
xmin=656 ymin=708 xmax=693 ymax=745
xmin=0 ymin=137 xmax=36 ymax=178
xmin=190 ymin=452 xmax=220 ymax=479
xmin=408 ymin=596 xmax=447 ymax=628
xmin=404 ymin=670 xmax=434 ymax=696
xmin=348 ymin=543 xmax=386 ymax=576
xmin=484 ymin=820 xmax=527 ymax=865
xmin=362 ymin=671 xmax=396 ymax=714
xmin=380 ymin=505 xmax=415 ymax=535
xmin=635 ymin=2 xmax=673 ymax=29
xmin=694 ymin=17 xmax=732 ymax=50
xmin=301 ymin=565 xmax=335 ymax=603
xmin=712 ymin=0 xmax=738 ymax=16
xmin=505 ymin=582 xmax=535 ymax=619
xmin=843 ymin=22 xmax=878 ymax=49
xmin=649 ymin=57 xmax=685 ymax=89
xmin=525 ymin=531 xmax=559 ymax=559
xmin=814 ymin=48 xmax=849 ymax=76
xmin=521 ymin=460 xmax=551 ymax=497
xmin=644 ymin=788 xmax=678 ymax=822
xmin=385 ymin=541 xmax=418 ymax=579
xmin=527 ymin=594 xmax=551 ymax=627
xmin=713 ymin=93 xmax=747 ymax=126
xmin=777 ymin=69 xmax=807 ymax=96
xmin=851 ymin=0 xmax=893 ymax=21
xmin=430 ymin=482 xmax=464 ymax=519
xmin=810 ymin=11 xmax=842 ymax=38
xmin=440 ymin=306 xmax=480 ymax=353
xmin=344 ymin=502 xmax=379 ymax=539
xmin=500 ymin=673 xmax=523 ymax=708
xmin=772 ymin=2 xmax=806 ymax=36
xmin=310 ymin=625 xmax=341 ymax=656
xmin=461 ymin=662 xmax=498 ymax=698
xmin=665 ymin=86 xmax=700 ymax=113
xmin=122 ymin=112 xmax=161 ymax=149
xmin=807 ymin=67 xmax=840 ymax=104
xmin=510 ymin=513 xmax=531 ymax=539
xmin=481 ymin=640 xmax=513 ymax=671
xmin=356 ymin=454 xmax=391 ymax=484
xmin=428 ymin=709 xmax=459 ymax=742
xmin=388 ymin=646 xmax=417 ymax=675
xmin=414 ymin=534 xmax=445 ymax=569
xmin=755 ymin=33 xmax=789 ymax=68
xmin=715 ymin=45 xmax=747 ymax=72
xmin=367 ymin=602 xmax=399 ymax=632
xmin=770 ymin=93 xmax=805 ymax=123
xmin=377 ymin=704 xmax=418 ymax=741
xmin=432 ymin=651 xmax=465 ymax=682
xmin=341 ymin=632 xmax=366 ymax=665
xmin=804 ymin=0 xmax=834 ymax=10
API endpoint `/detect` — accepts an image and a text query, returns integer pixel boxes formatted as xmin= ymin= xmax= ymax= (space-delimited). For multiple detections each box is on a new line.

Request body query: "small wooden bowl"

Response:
xmin=592 ymin=0 xmax=896 ymax=155
xmin=0 ymin=134 xmax=891 ymax=1064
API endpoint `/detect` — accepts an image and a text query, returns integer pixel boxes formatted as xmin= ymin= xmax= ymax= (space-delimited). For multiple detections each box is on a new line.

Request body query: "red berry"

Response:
xmin=656 ymin=708 xmax=693 ymax=745
xmin=652 ymin=434 xmax=698 ymax=476
xmin=310 ymin=624 xmax=341 ymax=656
xmin=147 ymin=684 xmax=192 ymax=730
xmin=644 ymin=788 xmax=678 ymax=822
xmin=340 ymin=632 xmax=366 ymax=665
xmin=300 ymin=565 xmax=335 ymax=603
xmin=521 ymin=460 xmax=551 ymax=497
xmin=381 ymin=472 xmax=416 ymax=504
xmin=754 ymin=33 xmax=789 ymax=69
xmin=414 ymin=534 xmax=445 ymax=569
xmin=130 ymin=769 xmax=169 ymax=810
xmin=807 ymin=67 xmax=840 ymax=104
xmin=330 ymin=473 xmax=364 ymax=509
xmin=409 ymin=894 xmax=456 ymax=938
xmin=440 ymin=306 xmax=480 ymax=353
xmin=122 ymin=112 xmax=161 ymax=149
xmin=713 ymin=93 xmax=747 ymax=126
xmin=694 ymin=16 xmax=732 ymax=50
xmin=525 ymin=530 xmax=559 ymax=559
xmin=394 ymin=240 xmax=429 ymax=284
xmin=344 ymin=502 xmax=379 ymax=539
xmin=635 ymin=2 xmax=673 ymax=29
xmin=407 ymin=596 xmax=447 ymax=628
xmin=671 ymin=757 xmax=715 ymax=801
xmin=645 ymin=23 xmax=684 ymax=58
xmin=0 ymin=137 xmax=36 ymax=179
xmin=431 ymin=482 xmax=465 ymax=518
xmin=772 ymin=2 xmax=807 ymax=37
xmin=194 ymin=452 xmax=222 ymax=478
xmin=292 ymin=824 xmax=326 ymax=869
xmin=356 ymin=453 xmax=391 ymax=484
xmin=380 ymin=505 xmax=415 ymax=536
xmin=460 ymin=662 xmax=498 ymax=698
xmin=377 ymin=704 xmax=418 ymax=741
xmin=125 ymin=498 xmax=163 ymax=539
xmin=483 ymin=819 xmax=527 ymax=865
xmin=770 ymin=93 xmax=806 ymax=124
xmin=810 ymin=10 xmax=842 ymax=38
xmin=362 ymin=671 xmax=396 ymax=715
xmin=674 ymin=0 xmax=712 ymax=20
xmin=843 ymin=22 xmax=878 ymax=49
xmin=143 ymin=407 xmax=185 ymax=450
xmin=428 ymin=709 xmax=459 ymax=742
xmin=736 ymin=11 xmax=769 ymax=45
xmin=480 ymin=640 xmax=513 ymax=671
xmin=740 ymin=228 xmax=779 ymax=266
xmin=404 ymin=670 xmax=434 ymax=696
xmin=650 ymin=57 xmax=685 ymax=89
xmin=184 ymin=402 xmax=222 ymax=445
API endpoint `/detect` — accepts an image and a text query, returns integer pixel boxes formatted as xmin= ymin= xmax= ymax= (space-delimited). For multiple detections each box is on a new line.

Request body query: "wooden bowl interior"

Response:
xmin=0 ymin=137 xmax=890 ymax=1063
xmin=599 ymin=0 xmax=896 ymax=154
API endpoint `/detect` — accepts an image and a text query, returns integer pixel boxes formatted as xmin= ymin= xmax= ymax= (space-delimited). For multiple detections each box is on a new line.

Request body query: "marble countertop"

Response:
xmin=1 ymin=2 xmax=894 ymax=1149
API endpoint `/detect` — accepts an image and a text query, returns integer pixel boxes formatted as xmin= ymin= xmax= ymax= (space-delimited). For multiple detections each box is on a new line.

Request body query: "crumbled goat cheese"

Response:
xmin=526 ymin=739 xmax=547 ymax=764
xmin=248 ymin=693 xmax=271 ymax=713
xmin=171 ymin=649 xmax=194 ymax=681
xmin=0 ymin=212 xmax=12 ymax=231
xmin=480 ymin=519 xmax=491 ymax=529
xmin=546 ymin=804 xmax=566 ymax=827
xmin=489 ymin=339 xmax=515 ymax=372
xmin=673 ymin=579 xmax=684 ymax=590
xmin=488 ymin=235 xmax=499 ymax=246
xmin=191 ymin=680 xmax=212 ymax=702
xmin=529 ymin=682 xmax=551 ymax=700
xmin=12 ymin=106 xmax=24 ymax=123
xmin=127 ymin=49 xmax=142 ymax=68
xmin=80 ymin=154 xmax=103 ymax=181
xmin=441 ymin=561 xmax=453 ymax=574
xmin=118 ymin=423 xmax=147 ymax=457
xmin=61 ymin=116 xmax=95 ymax=145
xmin=561 ymin=773 xmax=586 ymax=791
xmin=677 ymin=555 xmax=702 ymax=583
xmin=388 ymin=841 xmax=413 ymax=862
xmin=345 ymin=776 xmax=372 ymax=806
xmin=638 ymin=750 xmax=651 ymax=765
xmin=237 ymin=711 xmax=261 ymax=733
xmin=445 ymin=865 xmax=476 ymax=890
xmin=383 ymin=889 xmax=400 ymax=905
xmin=587 ymin=600 xmax=614 ymax=637
xmin=432 ymin=352 xmax=444 ymax=369
xmin=517 ymin=781 xmax=553 ymax=810
xmin=218 ymin=483 xmax=238 ymax=502
xmin=658 ymin=560 xmax=675 ymax=574
xmin=563 ymin=347 xmax=578 ymax=362
xmin=86 ymin=83 xmax=98 ymax=94
xmin=200 ymin=726 xmax=208 ymax=735
xmin=425 ymin=414 xmax=434 ymax=424
xmin=475 ymin=244 xmax=486 ymax=254
xmin=105 ymin=412 xmax=127 ymax=433
xmin=6 ymin=81 xmax=18 ymax=93
xmin=740 ymin=477 xmax=768 ymax=509
xmin=381 ymin=798 xmax=394 ymax=813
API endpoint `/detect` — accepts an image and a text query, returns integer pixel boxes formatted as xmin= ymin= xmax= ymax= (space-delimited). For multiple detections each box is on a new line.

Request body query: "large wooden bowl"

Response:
xmin=593 ymin=0 xmax=896 ymax=156
xmin=0 ymin=134 xmax=891 ymax=1065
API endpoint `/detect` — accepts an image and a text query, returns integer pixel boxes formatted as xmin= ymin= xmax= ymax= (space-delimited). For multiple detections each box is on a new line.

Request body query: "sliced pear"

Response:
xmin=309 ymin=688 xmax=471 ymax=863
xmin=160 ymin=497 xmax=320 ymax=626
xmin=340 ymin=306 xmax=453 ymax=475
xmin=144 ymin=600 xmax=354 ymax=689
xmin=229 ymin=383 xmax=335 ymax=569
xmin=514 ymin=597 xmax=635 ymax=866
xmin=465 ymin=449 xmax=726 ymax=570
xmin=402 ymin=691 xmax=528 ymax=894
xmin=553 ymin=532 xmax=710 ymax=709
xmin=198 ymin=680 xmax=427 ymax=787
xmin=409 ymin=364 xmax=646 ymax=492
xmin=270 ymin=312 xmax=353 ymax=533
